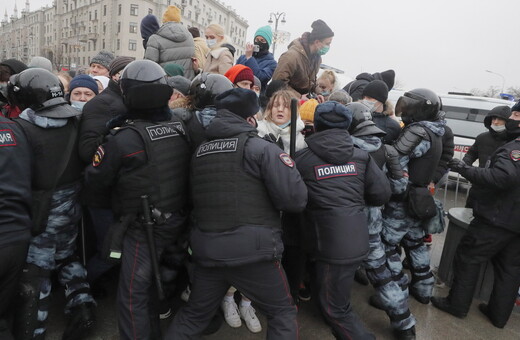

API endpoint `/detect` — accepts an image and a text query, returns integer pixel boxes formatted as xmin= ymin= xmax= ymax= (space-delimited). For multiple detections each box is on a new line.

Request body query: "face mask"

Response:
xmin=317 ymin=46 xmax=330 ymax=56
xmin=207 ymin=39 xmax=217 ymax=48
xmin=360 ymin=99 xmax=376 ymax=112
xmin=490 ymin=124 xmax=506 ymax=132
xmin=254 ymin=41 xmax=269 ymax=53
xmin=71 ymin=101 xmax=86 ymax=112
xmin=320 ymin=91 xmax=330 ymax=97
xmin=505 ymin=118 xmax=520 ymax=133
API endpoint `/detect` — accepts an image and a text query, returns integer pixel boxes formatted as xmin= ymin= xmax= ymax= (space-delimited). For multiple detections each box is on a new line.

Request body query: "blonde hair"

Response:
xmin=318 ymin=70 xmax=339 ymax=91
xmin=264 ymin=90 xmax=300 ymax=123
xmin=205 ymin=23 xmax=229 ymax=47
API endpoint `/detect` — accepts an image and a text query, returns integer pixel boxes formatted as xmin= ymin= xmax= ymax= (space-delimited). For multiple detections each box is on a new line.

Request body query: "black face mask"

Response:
xmin=505 ymin=118 xmax=520 ymax=136
xmin=254 ymin=41 xmax=269 ymax=53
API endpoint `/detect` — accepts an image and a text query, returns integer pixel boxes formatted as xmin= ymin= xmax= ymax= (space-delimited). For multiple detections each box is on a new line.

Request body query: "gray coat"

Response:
xmin=144 ymin=22 xmax=195 ymax=79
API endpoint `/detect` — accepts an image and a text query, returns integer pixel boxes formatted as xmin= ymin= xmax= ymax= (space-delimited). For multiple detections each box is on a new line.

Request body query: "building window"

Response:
xmin=103 ymin=22 xmax=107 ymax=34
xmin=103 ymin=5 xmax=107 ymax=16
xmin=117 ymin=22 xmax=121 ymax=33
xmin=130 ymin=4 xmax=138 ymax=16
xmin=118 ymin=4 xmax=122 ymax=16
xmin=117 ymin=39 xmax=120 ymax=50
xmin=129 ymin=39 xmax=137 ymax=51
xmin=102 ymin=39 xmax=105 ymax=49
xmin=148 ymin=8 xmax=153 ymax=14
xmin=129 ymin=22 xmax=137 ymax=34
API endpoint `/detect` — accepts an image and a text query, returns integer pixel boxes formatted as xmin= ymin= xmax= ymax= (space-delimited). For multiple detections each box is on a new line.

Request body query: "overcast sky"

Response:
xmin=2 ymin=0 xmax=519 ymax=94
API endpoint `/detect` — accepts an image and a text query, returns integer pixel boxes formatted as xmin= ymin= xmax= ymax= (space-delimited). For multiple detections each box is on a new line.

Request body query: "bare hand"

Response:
xmin=245 ymin=43 xmax=254 ymax=59
xmin=316 ymin=94 xmax=326 ymax=103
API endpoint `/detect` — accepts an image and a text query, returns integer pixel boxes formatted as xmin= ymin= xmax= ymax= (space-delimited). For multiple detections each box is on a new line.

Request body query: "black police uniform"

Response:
xmin=85 ymin=112 xmax=191 ymax=340
xmin=433 ymin=137 xmax=520 ymax=328
xmin=167 ymin=109 xmax=308 ymax=340
xmin=296 ymin=127 xmax=391 ymax=340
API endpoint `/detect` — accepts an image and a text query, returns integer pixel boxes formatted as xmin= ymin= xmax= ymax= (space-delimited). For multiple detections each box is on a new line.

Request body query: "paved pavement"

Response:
xmin=43 ymin=184 xmax=520 ymax=339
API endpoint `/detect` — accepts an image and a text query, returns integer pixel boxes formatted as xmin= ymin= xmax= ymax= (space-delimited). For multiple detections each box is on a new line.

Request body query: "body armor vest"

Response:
xmin=408 ymin=127 xmax=442 ymax=187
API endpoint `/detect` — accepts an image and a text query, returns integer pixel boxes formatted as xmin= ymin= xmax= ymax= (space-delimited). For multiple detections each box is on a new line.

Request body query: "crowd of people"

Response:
xmin=1 ymin=5 xmax=520 ymax=340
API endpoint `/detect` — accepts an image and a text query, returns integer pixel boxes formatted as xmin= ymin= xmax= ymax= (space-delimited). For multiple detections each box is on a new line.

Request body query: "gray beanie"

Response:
xmin=167 ymin=76 xmax=191 ymax=96
xmin=90 ymin=50 xmax=115 ymax=70
xmin=28 ymin=56 xmax=53 ymax=72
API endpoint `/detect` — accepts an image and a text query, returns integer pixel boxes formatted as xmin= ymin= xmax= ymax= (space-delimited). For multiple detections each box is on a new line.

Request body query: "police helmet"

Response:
xmin=7 ymin=68 xmax=80 ymax=118
xmin=119 ymin=60 xmax=172 ymax=110
xmin=347 ymin=102 xmax=386 ymax=137
xmin=189 ymin=73 xmax=233 ymax=109
xmin=395 ymin=88 xmax=441 ymax=125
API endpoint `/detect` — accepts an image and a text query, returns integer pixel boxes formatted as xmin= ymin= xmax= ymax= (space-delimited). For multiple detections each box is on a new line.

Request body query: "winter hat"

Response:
xmin=254 ymin=25 xmax=273 ymax=47
xmin=93 ymin=75 xmax=109 ymax=90
xmin=309 ymin=19 xmax=334 ymax=42
xmin=163 ymin=62 xmax=185 ymax=77
xmin=162 ymin=5 xmax=181 ymax=23
xmin=90 ymin=50 xmax=115 ymax=70
xmin=28 ymin=56 xmax=53 ymax=72
xmin=511 ymin=100 xmax=520 ymax=112
xmin=362 ymin=80 xmax=389 ymax=104
xmin=216 ymin=88 xmax=259 ymax=119
xmin=253 ymin=76 xmax=261 ymax=90
xmin=167 ymin=76 xmax=191 ymax=96
xmin=374 ymin=69 xmax=396 ymax=91
xmin=69 ymin=75 xmax=99 ymax=95
xmin=140 ymin=14 xmax=160 ymax=40
xmin=300 ymin=99 xmax=319 ymax=122
xmin=224 ymin=65 xmax=254 ymax=85
xmin=0 ymin=58 xmax=27 ymax=74
xmin=314 ymin=101 xmax=353 ymax=132
xmin=109 ymin=56 xmax=135 ymax=77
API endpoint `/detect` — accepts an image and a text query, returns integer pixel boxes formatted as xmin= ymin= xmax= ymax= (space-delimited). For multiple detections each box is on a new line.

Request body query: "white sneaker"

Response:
xmin=180 ymin=285 xmax=191 ymax=302
xmin=221 ymin=299 xmax=242 ymax=328
xmin=239 ymin=305 xmax=262 ymax=333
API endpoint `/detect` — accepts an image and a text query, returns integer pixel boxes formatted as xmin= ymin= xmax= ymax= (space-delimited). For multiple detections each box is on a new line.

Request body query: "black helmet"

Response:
xmin=189 ymin=72 xmax=233 ymax=109
xmin=346 ymin=102 xmax=386 ymax=137
xmin=120 ymin=60 xmax=172 ymax=110
xmin=395 ymin=88 xmax=441 ymax=125
xmin=7 ymin=68 xmax=79 ymax=118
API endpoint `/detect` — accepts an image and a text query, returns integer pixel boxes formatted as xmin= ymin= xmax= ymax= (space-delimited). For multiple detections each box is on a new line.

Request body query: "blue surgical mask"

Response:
xmin=320 ymin=91 xmax=331 ymax=97
xmin=71 ymin=101 xmax=86 ymax=112
xmin=207 ymin=39 xmax=217 ymax=48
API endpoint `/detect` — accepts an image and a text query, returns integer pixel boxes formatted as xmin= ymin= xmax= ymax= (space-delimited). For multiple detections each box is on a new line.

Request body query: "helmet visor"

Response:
xmin=395 ymin=95 xmax=422 ymax=118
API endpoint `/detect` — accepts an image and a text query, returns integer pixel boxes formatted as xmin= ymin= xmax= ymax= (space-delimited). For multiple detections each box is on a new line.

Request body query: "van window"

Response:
xmin=444 ymin=105 xmax=486 ymax=122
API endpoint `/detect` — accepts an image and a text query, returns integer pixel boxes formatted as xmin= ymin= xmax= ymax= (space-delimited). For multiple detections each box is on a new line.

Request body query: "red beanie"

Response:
xmin=224 ymin=65 xmax=254 ymax=85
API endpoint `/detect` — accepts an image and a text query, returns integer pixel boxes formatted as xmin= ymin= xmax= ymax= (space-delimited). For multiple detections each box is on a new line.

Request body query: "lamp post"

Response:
xmin=485 ymin=69 xmax=505 ymax=94
xmin=268 ymin=12 xmax=286 ymax=56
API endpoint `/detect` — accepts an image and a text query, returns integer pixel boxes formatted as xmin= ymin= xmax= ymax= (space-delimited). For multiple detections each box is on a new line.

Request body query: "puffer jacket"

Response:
xmin=144 ymin=22 xmax=195 ymax=79
xmin=236 ymin=51 xmax=277 ymax=91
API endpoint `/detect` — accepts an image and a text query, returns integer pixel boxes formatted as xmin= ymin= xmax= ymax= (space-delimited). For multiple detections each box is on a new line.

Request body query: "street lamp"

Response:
xmin=268 ymin=12 xmax=286 ymax=56
xmin=485 ymin=69 xmax=505 ymax=94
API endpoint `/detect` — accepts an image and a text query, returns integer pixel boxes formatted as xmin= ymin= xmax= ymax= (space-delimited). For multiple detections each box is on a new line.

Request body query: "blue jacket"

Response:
xmin=236 ymin=52 xmax=277 ymax=91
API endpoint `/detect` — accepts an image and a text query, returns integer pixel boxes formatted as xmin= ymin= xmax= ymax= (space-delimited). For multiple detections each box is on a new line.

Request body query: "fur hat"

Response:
xmin=90 ymin=50 xmax=115 ymax=70
xmin=69 ymin=75 xmax=99 ymax=95
xmin=362 ymin=80 xmax=388 ymax=104
xmin=300 ymin=99 xmax=319 ymax=122
xmin=254 ymin=25 xmax=273 ymax=47
xmin=216 ymin=88 xmax=259 ymax=119
xmin=224 ymin=65 xmax=254 ymax=85
xmin=162 ymin=5 xmax=181 ymax=23
xmin=314 ymin=101 xmax=353 ymax=131
xmin=309 ymin=19 xmax=334 ymax=42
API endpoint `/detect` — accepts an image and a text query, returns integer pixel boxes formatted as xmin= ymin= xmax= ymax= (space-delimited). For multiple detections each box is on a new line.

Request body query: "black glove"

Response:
xmin=448 ymin=158 xmax=468 ymax=173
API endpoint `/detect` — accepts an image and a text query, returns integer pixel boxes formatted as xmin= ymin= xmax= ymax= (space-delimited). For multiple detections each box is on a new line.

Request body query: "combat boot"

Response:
xmin=62 ymin=302 xmax=96 ymax=340
xmin=394 ymin=325 xmax=416 ymax=340
xmin=431 ymin=296 xmax=467 ymax=318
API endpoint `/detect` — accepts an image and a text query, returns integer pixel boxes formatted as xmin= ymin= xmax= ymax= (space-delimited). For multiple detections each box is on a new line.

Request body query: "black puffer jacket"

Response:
xmin=432 ymin=124 xmax=455 ymax=184
xmin=295 ymin=128 xmax=391 ymax=264
xmin=372 ymin=112 xmax=402 ymax=144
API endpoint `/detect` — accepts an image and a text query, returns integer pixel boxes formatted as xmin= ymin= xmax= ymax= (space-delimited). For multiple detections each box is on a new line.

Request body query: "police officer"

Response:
xmin=7 ymin=69 xmax=95 ymax=340
xmin=431 ymin=108 xmax=520 ymax=329
xmin=295 ymin=101 xmax=391 ymax=340
xmin=85 ymin=60 xmax=191 ymax=340
xmin=166 ymin=88 xmax=307 ymax=339
xmin=346 ymin=102 xmax=417 ymax=340
xmin=0 ymin=115 xmax=31 ymax=339
xmin=381 ymin=88 xmax=444 ymax=306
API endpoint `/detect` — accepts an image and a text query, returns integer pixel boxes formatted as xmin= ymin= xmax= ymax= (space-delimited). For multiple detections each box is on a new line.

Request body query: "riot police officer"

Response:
xmin=7 ymin=68 xmax=95 ymax=340
xmin=381 ymin=88 xmax=445 ymax=308
xmin=295 ymin=101 xmax=392 ymax=340
xmin=166 ymin=88 xmax=308 ymax=339
xmin=85 ymin=60 xmax=191 ymax=339
xmin=431 ymin=108 xmax=520 ymax=329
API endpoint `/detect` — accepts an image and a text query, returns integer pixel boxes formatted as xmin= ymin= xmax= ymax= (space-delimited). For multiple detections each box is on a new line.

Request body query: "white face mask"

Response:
xmin=360 ymin=99 xmax=378 ymax=113
xmin=206 ymin=39 xmax=217 ymax=48
xmin=71 ymin=101 xmax=86 ymax=112
xmin=490 ymin=124 xmax=506 ymax=132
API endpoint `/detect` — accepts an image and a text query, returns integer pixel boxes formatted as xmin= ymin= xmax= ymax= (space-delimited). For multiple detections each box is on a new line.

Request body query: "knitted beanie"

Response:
xmin=69 ymin=75 xmax=99 ymax=95
xmin=163 ymin=62 xmax=185 ymax=77
xmin=109 ymin=56 xmax=135 ymax=77
xmin=309 ymin=19 xmax=334 ymax=41
xmin=0 ymin=58 xmax=27 ymax=74
xmin=224 ymin=65 xmax=254 ymax=85
xmin=90 ymin=50 xmax=115 ymax=70
xmin=300 ymin=99 xmax=319 ymax=122
xmin=28 ymin=56 xmax=53 ymax=72
xmin=362 ymin=80 xmax=389 ymax=104
xmin=162 ymin=5 xmax=181 ymax=23
xmin=314 ymin=101 xmax=353 ymax=132
xmin=254 ymin=25 xmax=273 ymax=47
xmin=511 ymin=100 xmax=520 ymax=112
xmin=216 ymin=88 xmax=259 ymax=118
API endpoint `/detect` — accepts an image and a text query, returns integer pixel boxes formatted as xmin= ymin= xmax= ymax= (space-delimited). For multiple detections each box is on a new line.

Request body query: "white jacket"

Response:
xmin=256 ymin=118 xmax=307 ymax=153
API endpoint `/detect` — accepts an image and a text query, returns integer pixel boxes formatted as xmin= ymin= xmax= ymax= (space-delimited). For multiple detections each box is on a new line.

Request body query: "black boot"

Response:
xmin=409 ymin=287 xmax=430 ymax=304
xmin=478 ymin=303 xmax=505 ymax=329
xmin=394 ymin=326 xmax=416 ymax=340
xmin=354 ymin=267 xmax=369 ymax=286
xmin=62 ymin=302 xmax=96 ymax=340
xmin=368 ymin=294 xmax=386 ymax=311
xmin=431 ymin=297 xmax=467 ymax=318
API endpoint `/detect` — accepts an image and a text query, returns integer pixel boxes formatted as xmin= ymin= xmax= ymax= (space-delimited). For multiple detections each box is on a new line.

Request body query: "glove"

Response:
xmin=448 ymin=158 xmax=468 ymax=173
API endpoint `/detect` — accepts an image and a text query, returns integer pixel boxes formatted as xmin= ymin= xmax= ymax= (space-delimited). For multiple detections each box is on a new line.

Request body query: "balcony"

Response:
xmin=87 ymin=32 xmax=98 ymax=41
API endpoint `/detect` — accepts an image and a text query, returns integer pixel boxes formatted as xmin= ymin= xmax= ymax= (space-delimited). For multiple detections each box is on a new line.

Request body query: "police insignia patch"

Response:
xmin=510 ymin=150 xmax=520 ymax=162
xmin=92 ymin=146 xmax=105 ymax=167
xmin=279 ymin=153 xmax=294 ymax=168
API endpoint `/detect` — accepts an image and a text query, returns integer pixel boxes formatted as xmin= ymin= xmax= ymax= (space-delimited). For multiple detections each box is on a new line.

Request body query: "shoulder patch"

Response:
xmin=510 ymin=150 xmax=520 ymax=162
xmin=0 ymin=129 xmax=17 ymax=146
xmin=314 ymin=163 xmax=358 ymax=180
xmin=196 ymin=138 xmax=238 ymax=157
xmin=279 ymin=153 xmax=294 ymax=168
xmin=146 ymin=122 xmax=185 ymax=141
xmin=92 ymin=145 xmax=105 ymax=167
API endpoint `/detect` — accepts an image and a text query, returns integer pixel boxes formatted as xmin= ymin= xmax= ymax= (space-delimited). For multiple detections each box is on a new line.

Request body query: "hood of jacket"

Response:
xmin=351 ymin=135 xmax=382 ymax=153
xmin=156 ymin=22 xmax=190 ymax=43
xmin=305 ymin=128 xmax=354 ymax=164
xmin=206 ymin=109 xmax=257 ymax=139
xmin=417 ymin=120 xmax=445 ymax=137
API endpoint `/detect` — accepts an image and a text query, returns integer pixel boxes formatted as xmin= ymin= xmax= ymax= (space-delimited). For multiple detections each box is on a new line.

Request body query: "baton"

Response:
xmin=290 ymin=98 xmax=298 ymax=158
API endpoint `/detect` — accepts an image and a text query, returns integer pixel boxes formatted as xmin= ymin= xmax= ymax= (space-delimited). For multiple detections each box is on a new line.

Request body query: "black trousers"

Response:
xmin=448 ymin=217 xmax=520 ymax=327
xmin=166 ymin=261 xmax=298 ymax=340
